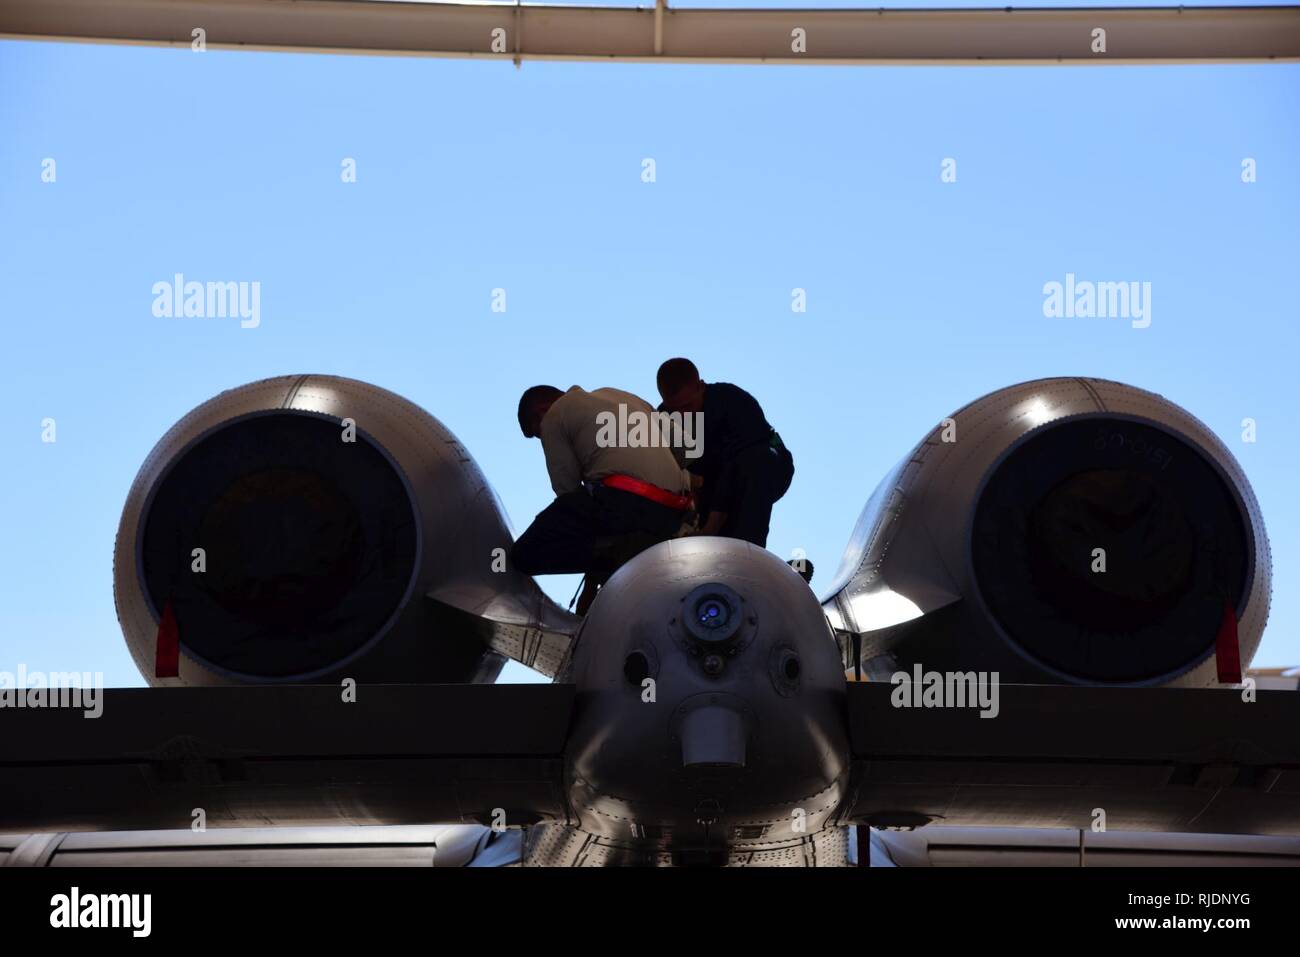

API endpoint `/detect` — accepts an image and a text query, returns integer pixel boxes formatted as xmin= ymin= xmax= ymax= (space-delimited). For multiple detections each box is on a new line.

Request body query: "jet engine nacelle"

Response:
xmin=822 ymin=377 xmax=1271 ymax=687
xmin=113 ymin=374 xmax=574 ymax=686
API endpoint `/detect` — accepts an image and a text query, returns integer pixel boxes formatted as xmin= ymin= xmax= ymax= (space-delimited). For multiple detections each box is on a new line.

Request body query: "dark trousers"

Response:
xmin=512 ymin=485 xmax=682 ymax=579
xmin=717 ymin=445 xmax=794 ymax=548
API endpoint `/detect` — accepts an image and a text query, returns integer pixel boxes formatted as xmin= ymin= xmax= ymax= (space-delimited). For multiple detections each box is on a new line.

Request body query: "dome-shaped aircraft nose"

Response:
xmin=562 ymin=538 xmax=850 ymax=854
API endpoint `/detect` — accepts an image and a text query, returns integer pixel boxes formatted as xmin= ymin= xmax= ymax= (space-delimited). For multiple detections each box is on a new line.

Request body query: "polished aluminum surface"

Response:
xmin=821 ymin=376 xmax=1271 ymax=687
xmin=113 ymin=374 xmax=577 ymax=685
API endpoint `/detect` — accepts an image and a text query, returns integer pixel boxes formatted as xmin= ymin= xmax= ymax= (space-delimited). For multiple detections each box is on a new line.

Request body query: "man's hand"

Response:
xmin=692 ymin=511 xmax=727 ymax=536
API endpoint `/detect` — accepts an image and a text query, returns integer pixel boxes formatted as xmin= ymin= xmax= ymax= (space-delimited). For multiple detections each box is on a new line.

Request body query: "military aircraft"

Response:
xmin=2 ymin=373 xmax=1296 ymax=867
xmin=2 ymin=1 xmax=1298 ymax=867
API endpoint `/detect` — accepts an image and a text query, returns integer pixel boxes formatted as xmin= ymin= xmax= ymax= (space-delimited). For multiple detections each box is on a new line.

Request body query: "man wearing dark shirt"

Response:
xmin=656 ymin=358 xmax=794 ymax=548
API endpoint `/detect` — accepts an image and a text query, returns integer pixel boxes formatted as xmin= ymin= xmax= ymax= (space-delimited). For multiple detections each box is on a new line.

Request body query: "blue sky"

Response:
xmin=1 ymin=21 xmax=1297 ymax=685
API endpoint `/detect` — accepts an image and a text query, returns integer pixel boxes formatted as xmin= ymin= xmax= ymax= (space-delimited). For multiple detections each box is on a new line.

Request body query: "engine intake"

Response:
xmin=114 ymin=374 xmax=573 ymax=686
xmin=822 ymin=377 xmax=1270 ymax=687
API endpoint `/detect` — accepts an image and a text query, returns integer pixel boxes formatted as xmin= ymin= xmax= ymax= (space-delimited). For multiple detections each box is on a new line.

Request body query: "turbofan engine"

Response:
xmin=113 ymin=374 xmax=575 ymax=686
xmin=821 ymin=377 xmax=1271 ymax=687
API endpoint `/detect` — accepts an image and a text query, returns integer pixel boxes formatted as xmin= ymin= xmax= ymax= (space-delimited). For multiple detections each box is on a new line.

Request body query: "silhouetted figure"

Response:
xmin=657 ymin=358 xmax=793 ymax=548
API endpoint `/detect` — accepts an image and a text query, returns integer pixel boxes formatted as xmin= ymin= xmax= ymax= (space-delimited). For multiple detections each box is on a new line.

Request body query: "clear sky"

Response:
xmin=1 ymin=11 xmax=1297 ymax=686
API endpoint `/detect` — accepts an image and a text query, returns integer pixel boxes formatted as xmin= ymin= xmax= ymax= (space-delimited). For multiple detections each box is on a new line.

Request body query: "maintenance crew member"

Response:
xmin=656 ymin=358 xmax=793 ymax=549
xmin=512 ymin=384 xmax=692 ymax=613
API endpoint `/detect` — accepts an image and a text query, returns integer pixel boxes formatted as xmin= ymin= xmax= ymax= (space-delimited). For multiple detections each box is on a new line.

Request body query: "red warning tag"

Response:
xmin=1215 ymin=601 xmax=1241 ymax=685
xmin=155 ymin=600 xmax=180 ymax=678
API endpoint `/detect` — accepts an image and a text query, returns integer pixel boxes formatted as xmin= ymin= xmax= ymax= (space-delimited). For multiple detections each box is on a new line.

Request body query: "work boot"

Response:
xmin=575 ymin=577 xmax=601 ymax=616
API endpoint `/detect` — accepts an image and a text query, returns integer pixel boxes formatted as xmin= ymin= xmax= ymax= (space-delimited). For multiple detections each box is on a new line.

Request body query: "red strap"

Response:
xmin=600 ymin=473 xmax=692 ymax=511
xmin=1215 ymin=600 xmax=1242 ymax=685
xmin=155 ymin=600 xmax=180 ymax=678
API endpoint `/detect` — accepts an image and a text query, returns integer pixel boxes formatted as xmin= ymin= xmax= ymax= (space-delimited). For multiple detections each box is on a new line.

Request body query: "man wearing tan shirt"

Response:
xmin=512 ymin=384 xmax=692 ymax=613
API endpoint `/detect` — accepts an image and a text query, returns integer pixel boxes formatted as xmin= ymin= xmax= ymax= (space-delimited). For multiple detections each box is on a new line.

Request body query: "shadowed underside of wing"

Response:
xmin=0 ymin=685 xmax=574 ymax=833
xmin=845 ymin=683 xmax=1300 ymax=836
